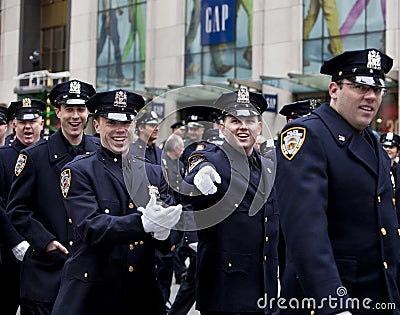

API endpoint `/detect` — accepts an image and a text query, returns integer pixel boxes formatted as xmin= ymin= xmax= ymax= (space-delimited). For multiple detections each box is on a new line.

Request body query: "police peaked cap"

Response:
xmin=214 ymin=87 xmax=268 ymax=117
xmin=186 ymin=114 xmax=205 ymax=128
xmin=8 ymin=98 xmax=46 ymax=121
xmin=380 ymin=132 xmax=400 ymax=149
xmin=320 ymin=49 xmax=393 ymax=88
xmin=0 ymin=106 xmax=8 ymax=124
xmin=86 ymin=89 xmax=145 ymax=122
xmin=279 ymin=99 xmax=321 ymax=119
xmin=170 ymin=121 xmax=185 ymax=130
xmin=136 ymin=110 xmax=159 ymax=125
xmin=48 ymin=80 xmax=96 ymax=107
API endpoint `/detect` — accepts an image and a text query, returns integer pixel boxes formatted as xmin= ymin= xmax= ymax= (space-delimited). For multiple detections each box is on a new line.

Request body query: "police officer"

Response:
xmin=183 ymin=87 xmax=279 ymax=315
xmin=0 ymin=105 xmax=8 ymax=146
xmin=276 ymin=49 xmax=400 ymax=315
xmin=7 ymin=80 xmax=99 ymax=314
xmin=380 ymin=132 xmax=400 ymax=216
xmin=279 ymin=98 xmax=321 ymax=123
xmin=130 ymin=110 xmax=162 ymax=164
xmin=0 ymin=98 xmax=45 ymax=314
xmin=52 ymin=89 xmax=182 ymax=315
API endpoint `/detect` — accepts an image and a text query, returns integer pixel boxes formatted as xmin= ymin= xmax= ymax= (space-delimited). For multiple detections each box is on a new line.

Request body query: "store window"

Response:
xmin=184 ymin=0 xmax=253 ymax=85
xmin=96 ymin=0 xmax=146 ymax=91
xmin=303 ymin=0 xmax=386 ymax=73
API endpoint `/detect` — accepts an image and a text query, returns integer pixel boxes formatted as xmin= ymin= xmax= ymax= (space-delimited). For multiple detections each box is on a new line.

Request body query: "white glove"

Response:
xmin=138 ymin=194 xmax=182 ymax=240
xmin=188 ymin=242 xmax=198 ymax=252
xmin=335 ymin=312 xmax=352 ymax=315
xmin=193 ymin=165 xmax=221 ymax=195
xmin=12 ymin=240 xmax=30 ymax=262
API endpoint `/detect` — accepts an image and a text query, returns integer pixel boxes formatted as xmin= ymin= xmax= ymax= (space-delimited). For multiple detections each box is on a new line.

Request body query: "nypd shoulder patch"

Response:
xmin=15 ymin=154 xmax=27 ymax=177
xmin=188 ymin=154 xmax=205 ymax=173
xmin=60 ymin=169 xmax=71 ymax=198
xmin=280 ymin=127 xmax=306 ymax=160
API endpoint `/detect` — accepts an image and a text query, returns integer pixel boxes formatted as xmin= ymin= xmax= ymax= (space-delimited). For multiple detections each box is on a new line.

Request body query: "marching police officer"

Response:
xmin=279 ymin=98 xmax=321 ymax=123
xmin=0 ymin=98 xmax=45 ymax=314
xmin=52 ymin=89 xmax=182 ymax=315
xmin=380 ymin=132 xmax=400 ymax=215
xmin=276 ymin=49 xmax=400 ymax=315
xmin=7 ymin=80 xmax=99 ymax=314
xmin=130 ymin=110 xmax=162 ymax=164
xmin=183 ymin=87 xmax=279 ymax=314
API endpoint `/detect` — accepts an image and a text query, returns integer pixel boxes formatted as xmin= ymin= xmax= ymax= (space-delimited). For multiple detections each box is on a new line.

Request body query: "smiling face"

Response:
xmin=329 ymin=79 xmax=383 ymax=131
xmin=220 ymin=115 xmax=262 ymax=156
xmin=94 ymin=116 xmax=134 ymax=155
xmin=12 ymin=117 xmax=44 ymax=146
xmin=55 ymin=104 xmax=89 ymax=145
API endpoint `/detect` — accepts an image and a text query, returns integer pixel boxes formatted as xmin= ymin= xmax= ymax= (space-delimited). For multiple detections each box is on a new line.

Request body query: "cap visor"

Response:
xmin=226 ymin=109 xmax=260 ymax=117
xmin=101 ymin=112 xmax=134 ymax=122
xmin=353 ymin=76 xmax=385 ymax=87
xmin=15 ymin=113 xmax=40 ymax=120
xmin=66 ymin=99 xmax=86 ymax=105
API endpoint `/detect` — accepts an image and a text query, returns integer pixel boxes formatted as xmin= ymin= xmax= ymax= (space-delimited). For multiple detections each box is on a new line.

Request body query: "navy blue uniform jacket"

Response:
xmin=7 ymin=129 xmax=100 ymax=303
xmin=184 ymin=142 xmax=279 ymax=314
xmin=52 ymin=147 xmax=174 ymax=315
xmin=276 ymin=103 xmax=400 ymax=315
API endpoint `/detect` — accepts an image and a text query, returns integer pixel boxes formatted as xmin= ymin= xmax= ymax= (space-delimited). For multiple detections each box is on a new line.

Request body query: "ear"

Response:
xmin=219 ymin=121 xmax=226 ymax=136
xmin=54 ymin=106 xmax=61 ymax=119
xmin=93 ymin=118 xmax=101 ymax=134
xmin=329 ymin=81 xmax=339 ymax=100
xmin=11 ymin=119 xmax=17 ymax=129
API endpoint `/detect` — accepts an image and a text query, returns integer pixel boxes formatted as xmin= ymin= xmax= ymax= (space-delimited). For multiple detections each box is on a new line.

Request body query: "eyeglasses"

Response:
xmin=340 ymin=82 xmax=387 ymax=96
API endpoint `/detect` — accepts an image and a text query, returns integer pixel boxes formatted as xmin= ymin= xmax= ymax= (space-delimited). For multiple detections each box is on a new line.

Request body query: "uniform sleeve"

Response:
xmin=275 ymin=124 xmax=350 ymax=306
xmin=64 ymin=164 xmax=148 ymax=249
xmin=7 ymin=151 xmax=55 ymax=250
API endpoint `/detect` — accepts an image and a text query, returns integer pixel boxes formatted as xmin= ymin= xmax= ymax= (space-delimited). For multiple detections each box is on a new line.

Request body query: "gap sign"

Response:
xmin=201 ymin=0 xmax=236 ymax=46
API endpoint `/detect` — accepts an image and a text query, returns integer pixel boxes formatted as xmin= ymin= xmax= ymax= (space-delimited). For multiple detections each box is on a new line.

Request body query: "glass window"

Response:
xmin=184 ymin=0 xmax=253 ymax=85
xmin=96 ymin=0 xmax=146 ymax=91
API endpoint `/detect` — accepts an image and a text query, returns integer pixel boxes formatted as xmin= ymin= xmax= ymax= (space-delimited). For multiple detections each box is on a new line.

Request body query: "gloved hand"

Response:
xmin=138 ymin=194 xmax=182 ymax=240
xmin=12 ymin=240 xmax=30 ymax=262
xmin=193 ymin=165 xmax=221 ymax=195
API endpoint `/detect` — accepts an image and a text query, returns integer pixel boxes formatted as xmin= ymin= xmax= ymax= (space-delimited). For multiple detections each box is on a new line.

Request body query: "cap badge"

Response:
xmin=237 ymin=87 xmax=250 ymax=103
xmin=22 ymin=98 xmax=32 ymax=107
xmin=367 ymin=50 xmax=381 ymax=70
xmin=114 ymin=90 xmax=127 ymax=108
xmin=60 ymin=169 xmax=71 ymax=198
xmin=310 ymin=99 xmax=317 ymax=110
xmin=280 ymin=127 xmax=306 ymax=161
xmin=69 ymin=81 xmax=81 ymax=94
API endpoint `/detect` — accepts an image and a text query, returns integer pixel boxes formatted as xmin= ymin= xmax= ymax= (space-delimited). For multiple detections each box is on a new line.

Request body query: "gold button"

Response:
xmin=171 ymin=245 xmax=176 ymax=251
xmin=381 ymin=228 xmax=387 ymax=236
xmin=378 ymin=195 xmax=381 ymax=203
xmin=265 ymin=236 xmax=269 ymax=242
xmin=310 ymin=311 xmax=315 ymax=315
xmin=68 ymin=218 xmax=72 ymax=224
xmin=129 ymin=202 xmax=134 ymax=209
xmin=398 ymin=229 xmax=400 ymax=237
xmin=393 ymin=198 xmax=396 ymax=205
xmin=234 ymin=203 xmax=239 ymax=208
xmin=264 ymin=256 xmax=267 ymax=262
xmin=104 ymin=208 xmax=110 ymax=214
xmin=83 ymin=272 xmax=88 ymax=278
xmin=129 ymin=244 xmax=134 ymax=251
xmin=265 ymin=217 xmax=268 ymax=223
xmin=134 ymin=241 xmax=139 ymax=245
xmin=189 ymin=192 xmax=193 ymax=196
xmin=69 ymin=240 xmax=73 ymax=246
xmin=128 ymin=266 xmax=134 ymax=272
xmin=139 ymin=241 xmax=144 ymax=245
xmin=383 ymin=261 xmax=388 ymax=269
xmin=228 ymin=262 xmax=232 ymax=268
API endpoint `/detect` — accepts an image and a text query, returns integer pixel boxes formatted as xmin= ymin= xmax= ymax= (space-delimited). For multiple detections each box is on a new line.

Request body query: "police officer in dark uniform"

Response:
xmin=279 ymin=98 xmax=321 ymax=123
xmin=7 ymin=80 xmax=99 ymax=315
xmin=52 ymin=89 xmax=182 ymax=315
xmin=276 ymin=49 xmax=400 ymax=315
xmin=0 ymin=106 xmax=8 ymax=146
xmin=380 ymin=132 xmax=400 ymax=216
xmin=181 ymin=115 xmax=208 ymax=168
xmin=130 ymin=110 xmax=162 ymax=164
xmin=0 ymin=98 xmax=45 ymax=314
xmin=183 ymin=87 xmax=279 ymax=315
